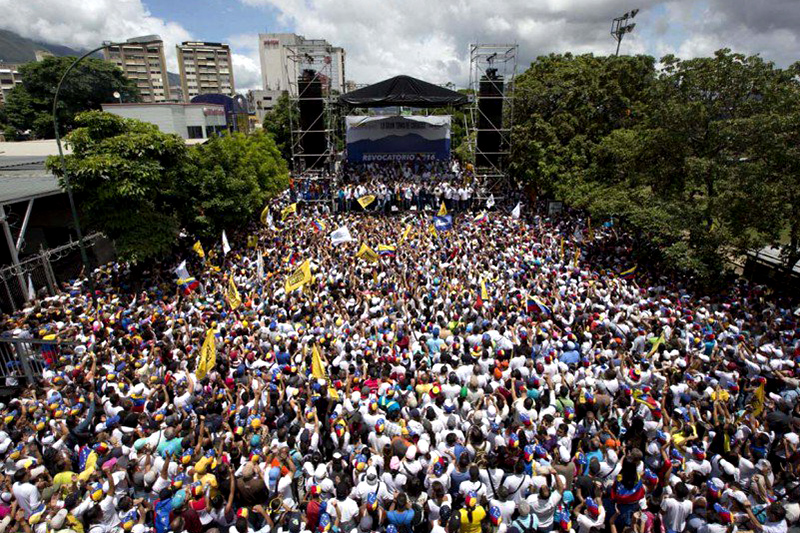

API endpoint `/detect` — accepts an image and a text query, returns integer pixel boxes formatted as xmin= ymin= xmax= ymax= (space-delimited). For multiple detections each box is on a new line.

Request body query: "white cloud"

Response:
xmin=240 ymin=0 xmax=800 ymax=86
xmin=0 ymin=0 xmax=261 ymax=94
xmin=0 ymin=0 xmax=192 ymax=71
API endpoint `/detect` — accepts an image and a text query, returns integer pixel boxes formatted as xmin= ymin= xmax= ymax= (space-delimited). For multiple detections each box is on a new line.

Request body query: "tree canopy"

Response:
xmin=46 ymin=111 xmax=289 ymax=263
xmin=5 ymin=56 xmax=138 ymax=139
xmin=510 ymin=49 xmax=800 ymax=280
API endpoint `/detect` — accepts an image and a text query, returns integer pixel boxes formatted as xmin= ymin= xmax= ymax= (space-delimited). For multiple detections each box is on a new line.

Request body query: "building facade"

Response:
xmin=247 ymin=89 xmax=284 ymax=123
xmin=102 ymin=37 xmax=170 ymax=102
xmin=0 ymin=63 xmax=23 ymax=106
xmin=101 ymin=103 xmax=227 ymax=139
xmin=258 ymin=33 xmax=345 ymax=96
xmin=177 ymin=41 xmax=235 ymax=102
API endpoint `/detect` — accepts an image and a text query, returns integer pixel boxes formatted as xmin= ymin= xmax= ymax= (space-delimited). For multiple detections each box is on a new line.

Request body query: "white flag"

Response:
xmin=486 ymin=194 xmax=495 ymax=209
xmin=26 ymin=275 xmax=34 ymax=301
xmin=256 ymin=252 xmax=264 ymax=279
xmin=511 ymin=202 xmax=521 ymax=219
xmin=266 ymin=210 xmax=274 ymax=229
xmin=221 ymin=230 xmax=231 ymax=255
xmin=329 ymin=225 xmax=353 ymax=246
xmin=174 ymin=260 xmax=191 ymax=281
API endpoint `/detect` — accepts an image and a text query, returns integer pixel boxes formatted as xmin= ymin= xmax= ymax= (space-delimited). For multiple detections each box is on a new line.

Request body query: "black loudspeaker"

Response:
xmin=477 ymin=69 xmax=504 ymax=169
xmin=297 ymin=69 xmax=326 ymax=169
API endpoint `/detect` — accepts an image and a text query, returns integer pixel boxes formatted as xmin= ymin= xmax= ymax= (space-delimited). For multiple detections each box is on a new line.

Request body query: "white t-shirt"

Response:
xmin=661 ymin=498 xmax=693 ymax=532
xmin=12 ymin=481 xmax=41 ymax=518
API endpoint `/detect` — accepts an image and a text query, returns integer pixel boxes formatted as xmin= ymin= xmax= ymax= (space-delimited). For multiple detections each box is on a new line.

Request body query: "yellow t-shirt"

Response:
xmin=459 ymin=506 xmax=486 ymax=533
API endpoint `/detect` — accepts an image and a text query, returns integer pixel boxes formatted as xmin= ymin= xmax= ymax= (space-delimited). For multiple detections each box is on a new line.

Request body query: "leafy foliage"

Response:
xmin=262 ymin=92 xmax=294 ymax=163
xmin=5 ymin=56 xmax=138 ymax=139
xmin=46 ymin=112 xmax=289 ymax=263
xmin=510 ymin=50 xmax=800 ymax=279
xmin=185 ymin=131 xmax=289 ymax=237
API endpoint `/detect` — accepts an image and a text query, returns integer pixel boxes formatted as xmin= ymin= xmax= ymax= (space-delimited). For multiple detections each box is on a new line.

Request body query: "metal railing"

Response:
xmin=0 ymin=337 xmax=77 ymax=390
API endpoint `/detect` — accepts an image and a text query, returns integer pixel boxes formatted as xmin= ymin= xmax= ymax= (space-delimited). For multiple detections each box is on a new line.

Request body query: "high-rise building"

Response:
xmin=258 ymin=33 xmax=345 ymax=96
xmin=102 ymin=37 xmax=170 ymax=102
xmin=176 ymin=41 xmax=235 ymax=102
xmin=0 ymin=63 xmax=23 ymax=106
xmin=247 ymin=89 xmax=284 ymax=123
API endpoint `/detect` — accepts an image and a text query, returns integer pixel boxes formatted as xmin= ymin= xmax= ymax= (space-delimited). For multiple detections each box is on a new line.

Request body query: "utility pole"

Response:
xmin=611 ymin=9 xmax=639 ymax=56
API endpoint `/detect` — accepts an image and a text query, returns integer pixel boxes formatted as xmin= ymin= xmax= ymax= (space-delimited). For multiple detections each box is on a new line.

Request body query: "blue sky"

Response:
xmin=2 ymin=0 xmax=798 ymax=92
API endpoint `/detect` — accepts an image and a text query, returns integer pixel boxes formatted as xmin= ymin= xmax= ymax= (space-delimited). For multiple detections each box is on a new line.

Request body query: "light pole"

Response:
xmin=611 ymin=9 xmax=639 ymax=56
xmin=52 ymin=35 xmax=159 ymax=300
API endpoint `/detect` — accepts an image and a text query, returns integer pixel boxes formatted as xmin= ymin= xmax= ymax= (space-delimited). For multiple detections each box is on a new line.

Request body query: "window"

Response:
xmin=187 ymin=126 xmax=204 ymax=139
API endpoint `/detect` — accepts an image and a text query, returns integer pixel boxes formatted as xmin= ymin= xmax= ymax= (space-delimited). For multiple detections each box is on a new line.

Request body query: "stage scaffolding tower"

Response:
xmin=467 ymin=44 xmax=518 ymax=194
xmin=284 ymin=40 xmax=341 ymax=174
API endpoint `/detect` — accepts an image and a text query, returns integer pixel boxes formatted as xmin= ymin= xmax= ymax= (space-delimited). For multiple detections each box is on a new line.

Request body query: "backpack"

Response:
xmin=410 ymin=502 xmax=426 ymax=531
xmin=512 ymin=515 xmax=537 ymax=533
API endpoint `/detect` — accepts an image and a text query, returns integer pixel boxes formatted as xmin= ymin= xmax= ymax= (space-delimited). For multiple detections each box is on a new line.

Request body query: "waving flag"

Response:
xmin=355 ymin=243 xmax=379 ymax=263
xmin=260 ymin=205 xmax=271 ymax=225
xmin=174 ymin=261 xmax=199 ymax=295
xmin=377 ymin=244 xmax=396 ymax=257
xmin=511 ymin=202 xmax=521 ymax=219
xmin=227 ymin=276 xmax=241 ymax=310
xmin=486 ymin=194 xmax=495 ymax=209
xmin=399 ymin=224 xmax=413 ymax=244
xmin=285 ymin=259 xmax=312 ymax=293
xmin=330 ymin=225 xmax=353 ymax=246
xmin=221 ymin=231 xmax=231 ymax=255
xmin=357 ymin=195 xmax=376 ymax=209
xmin=438 ymin=201 xmax=448 ymax=216
xmin=281 ymin=203 xmax=297 ymax=221
xmin=433 ymin=215 xmax=453 ymax=232
xmin=620 ymin=266 xmax=637 ymax=280
xmin=527 ymin=296 xmax=551 ymax=316
xmin=474 ymin=212 xmax=489 ymax=225
xmin=195 ymin=328 xmax=216 ymax=381
xmin=192 ymin=241 xmax=205 ymax=258
xmin=312 ymin=219 xmax=327 ymax=233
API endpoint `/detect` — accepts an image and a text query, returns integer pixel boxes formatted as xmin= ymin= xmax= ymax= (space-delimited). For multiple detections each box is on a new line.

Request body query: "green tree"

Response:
xmin=5 ymin=56 xmax=138 ymax=139
xmin=185 ymin=131 xmax=289 ymax=237
xmin=262 ymin=92 xmax=294 ymax=162
xmin=45 ymin=111 xmax=188 ymax=262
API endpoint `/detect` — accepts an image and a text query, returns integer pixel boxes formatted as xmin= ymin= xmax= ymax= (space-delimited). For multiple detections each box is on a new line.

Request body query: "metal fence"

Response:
xmin=0 ymin=338 xmax=73 ymax=392
xmin=0 ymin=233 xmax=104 ymax=314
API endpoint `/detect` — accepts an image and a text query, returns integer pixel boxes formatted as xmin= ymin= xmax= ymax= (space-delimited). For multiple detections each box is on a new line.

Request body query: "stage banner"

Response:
xmin=346 ymin=115 xmax=451 ymax=162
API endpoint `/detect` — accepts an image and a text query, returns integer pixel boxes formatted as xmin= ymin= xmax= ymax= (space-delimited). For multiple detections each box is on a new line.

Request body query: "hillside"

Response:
xmin=0 ymin=28 xmax=87 ymax=63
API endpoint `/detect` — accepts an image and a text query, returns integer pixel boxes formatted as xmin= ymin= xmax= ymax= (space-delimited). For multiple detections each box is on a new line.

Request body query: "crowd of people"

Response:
xmin=290 ymin=159 xmax=481 ymax=214
xmin=0 ymin=194 xmax=797 ymax=533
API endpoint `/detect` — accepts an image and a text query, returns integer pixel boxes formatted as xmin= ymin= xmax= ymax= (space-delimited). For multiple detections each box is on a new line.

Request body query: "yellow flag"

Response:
xmin=399 ymin=224 xmax=413 ymax=245
xmin=357 ymin=195 xmax=376 ymax=209
xmin=247 ymin=235 xmax=258 ymax=248
xmin=196 ymin=328 xmax=216 ymax=380
xmin=647 ymin=332 xmax=665 ymax=357
xmin=192 ymin=241 xmax=205 ymax=258
xmin=560 ymin=236 xmax=565 ymax=260
xmin=429 ymin=224 xmax=438 ymax=239
xmin=281 ymin=203 xmax=297 ymax=221
xmin=587 ymin=217 xmax=594 ymax=241
xmin=227 ymin=276 xmax=241 ymax=310
xmin=355 ymin=243 xmax=379 ymax=263
xmin=480 ymin=278 xmax=489 ymax=301
xmin=438 ymin=201 xmax=447 ymax=216
xmin=311 ymin=344 xmax=339 ymax=400
xmin=752 ymin=383 xmax=766 ymax=417
xmin=260 ymin=205 xmax=271 ymax=225
xmin=285 ymin=259 xmax=312 ymax=293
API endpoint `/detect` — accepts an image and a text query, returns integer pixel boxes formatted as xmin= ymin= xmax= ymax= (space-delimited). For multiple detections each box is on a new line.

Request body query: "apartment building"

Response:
xmin=0 ymin=63 xmax=23 ymax=106
xmin=258 ymin=33 xmax=345 ymax=96
xmin=177 ymin=41 xmax=235 ymax=102
xmin=102 ymin=37 xmax=170 ymax=102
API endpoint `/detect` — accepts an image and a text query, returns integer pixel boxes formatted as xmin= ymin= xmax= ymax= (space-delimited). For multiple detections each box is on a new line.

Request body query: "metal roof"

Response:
xmin=0 ymin=156 xmax=62 ymax=205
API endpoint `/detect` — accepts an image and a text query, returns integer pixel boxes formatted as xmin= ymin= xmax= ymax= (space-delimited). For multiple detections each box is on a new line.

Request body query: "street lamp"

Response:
xmin=611 ymin=9 xmax=639 ymax=56
xmin=52 ymin=35 xmax=160 ymax=299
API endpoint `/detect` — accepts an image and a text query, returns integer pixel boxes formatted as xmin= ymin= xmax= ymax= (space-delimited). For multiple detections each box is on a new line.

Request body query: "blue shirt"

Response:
xmin=387 ymin=509 xmax=414 ymax=527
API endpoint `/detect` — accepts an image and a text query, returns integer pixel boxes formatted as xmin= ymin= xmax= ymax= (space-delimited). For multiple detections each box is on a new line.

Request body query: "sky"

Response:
xmin=0 ymin=0 xmax=798 ymax=94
